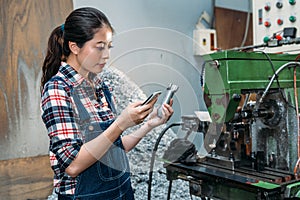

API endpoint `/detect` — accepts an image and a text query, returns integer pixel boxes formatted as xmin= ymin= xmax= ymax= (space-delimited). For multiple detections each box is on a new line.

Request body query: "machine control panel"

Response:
xmin=253 ymin=0 xmax=299 ymax=53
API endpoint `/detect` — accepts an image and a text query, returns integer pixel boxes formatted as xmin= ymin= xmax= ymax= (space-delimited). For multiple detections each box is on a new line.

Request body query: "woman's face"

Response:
xmin=75 ymin=27 xmax=113 ymax=77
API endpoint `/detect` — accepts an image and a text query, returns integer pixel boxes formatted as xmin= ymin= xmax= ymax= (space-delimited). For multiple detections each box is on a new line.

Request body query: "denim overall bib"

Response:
xmin=59 ymin=80 xmax=134 ymax=200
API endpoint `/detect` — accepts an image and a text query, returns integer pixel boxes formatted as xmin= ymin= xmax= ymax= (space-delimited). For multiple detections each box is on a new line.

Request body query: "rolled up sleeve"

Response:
xmin=41 ymin=80 xmax=82 ymax=170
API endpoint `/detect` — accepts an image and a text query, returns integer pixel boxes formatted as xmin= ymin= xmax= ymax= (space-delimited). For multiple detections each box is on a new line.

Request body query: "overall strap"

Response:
xmin=101 ymin=82 xmax=117 ymax=114
xmin=71 ymin=91 xmax=90 ymax=124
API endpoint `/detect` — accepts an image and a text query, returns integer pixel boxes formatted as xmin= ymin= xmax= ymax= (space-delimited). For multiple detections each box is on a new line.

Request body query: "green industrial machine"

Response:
xmin=164 ymin=51 xmax=300 ymax=199
xmin=202 ymin=51 xmax=300 ymax=124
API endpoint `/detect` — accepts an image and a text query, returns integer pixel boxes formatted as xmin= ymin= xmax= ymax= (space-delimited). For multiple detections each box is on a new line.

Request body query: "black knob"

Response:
xmin=276 ymin=2 xmax=283 ymax=8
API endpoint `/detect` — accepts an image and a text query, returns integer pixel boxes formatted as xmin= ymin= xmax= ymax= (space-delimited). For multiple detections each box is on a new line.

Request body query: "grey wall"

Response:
xmin=74 ymin=0 xmax=213 ymax=122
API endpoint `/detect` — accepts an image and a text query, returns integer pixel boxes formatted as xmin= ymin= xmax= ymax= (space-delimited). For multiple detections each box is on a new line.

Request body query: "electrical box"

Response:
xmin=252 ymin=0 xmax=300 ymax=53
xmin=193 ymin=29 xmax=217 ymax=55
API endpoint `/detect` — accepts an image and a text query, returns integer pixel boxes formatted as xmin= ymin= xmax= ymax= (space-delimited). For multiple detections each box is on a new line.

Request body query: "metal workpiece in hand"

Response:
xmin=157 ymin=83 xmax=179 ymax=118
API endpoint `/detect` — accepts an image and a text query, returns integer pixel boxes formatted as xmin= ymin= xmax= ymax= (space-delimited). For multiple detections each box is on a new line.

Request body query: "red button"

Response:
xmin=264 ymin=21 xmax=271 ymax=27
xmin=277 ymin=19 xmax=283 ymax=25
xmin=264 ymin=5 xmax=271 ymax=11
xmin=276 ymin=35 xmax=283 ymax=40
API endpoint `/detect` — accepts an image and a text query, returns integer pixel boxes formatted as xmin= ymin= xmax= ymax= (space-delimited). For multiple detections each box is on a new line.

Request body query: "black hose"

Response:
xmin=259 ymin=61 xmax=300 ymax=103
xmin=147 ymin=122 xmax=182 ymax=200
xmin=167 ymin=180 xmax=173 ymax=200
xmin=260 ymin=51 xmax=289 ymax=104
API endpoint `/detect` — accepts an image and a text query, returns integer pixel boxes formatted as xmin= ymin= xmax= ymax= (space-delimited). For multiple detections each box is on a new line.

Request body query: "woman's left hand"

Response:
xmin=146 ymin=100 xmax=174 ymax=128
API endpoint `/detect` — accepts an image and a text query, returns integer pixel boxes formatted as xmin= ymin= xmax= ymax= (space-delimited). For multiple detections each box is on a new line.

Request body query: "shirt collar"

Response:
xmin=59 ymin=62 xmax=102 ymax=88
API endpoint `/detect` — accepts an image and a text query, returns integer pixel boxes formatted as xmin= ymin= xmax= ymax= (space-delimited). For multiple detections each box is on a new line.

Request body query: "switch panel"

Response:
xmin=253 ymin=0 xmax=299 ymax=53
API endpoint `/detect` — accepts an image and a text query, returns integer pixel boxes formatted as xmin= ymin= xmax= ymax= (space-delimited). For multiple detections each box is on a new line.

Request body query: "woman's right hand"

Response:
xmin=115 ymin=99 xmax=157 ymax=131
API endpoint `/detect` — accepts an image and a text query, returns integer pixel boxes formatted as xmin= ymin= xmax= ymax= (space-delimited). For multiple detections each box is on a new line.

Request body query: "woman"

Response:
xmin=40 ymin=7 xmax=173 ymax=200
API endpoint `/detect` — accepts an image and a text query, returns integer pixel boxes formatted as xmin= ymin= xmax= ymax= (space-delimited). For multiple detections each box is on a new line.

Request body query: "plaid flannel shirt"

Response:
xmin=41 ymin=63 xmax=116 ymax=195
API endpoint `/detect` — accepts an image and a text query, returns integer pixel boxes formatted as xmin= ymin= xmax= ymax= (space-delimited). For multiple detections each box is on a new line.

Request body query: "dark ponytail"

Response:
xmin=41 ymin=26 xmax=64 ymax=92
xmin=40 ymin=7 xmax=114 ymax=92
